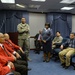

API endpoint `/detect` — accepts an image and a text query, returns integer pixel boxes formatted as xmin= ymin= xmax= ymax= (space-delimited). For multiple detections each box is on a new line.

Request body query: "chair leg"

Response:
xmin=70 ymin=57 xmax=75 ymax=70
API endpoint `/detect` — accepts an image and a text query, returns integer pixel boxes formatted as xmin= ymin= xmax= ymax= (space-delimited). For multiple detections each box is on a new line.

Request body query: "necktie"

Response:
xmin=38 ymin=34 xmax=42 ymax=40
xmin=2 ymin=45 xmax=10 ymax=56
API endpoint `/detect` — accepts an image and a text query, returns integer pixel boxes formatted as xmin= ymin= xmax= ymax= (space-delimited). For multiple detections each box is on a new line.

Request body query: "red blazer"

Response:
xmin=5 ymin=39 xmax=20 ymax=50
xmin=0 ymin=55 xmax=8 ymax=66
xmin=0 ymin=64 xmax=11 ymax=75
xmin=0 ymin=56 xmax=11 ymax=75
xmin=4 ymin=43 xmax=15 ymax=54
xmin=0 ymin=44 xmax=15 ymax=62
xmin=4 ymin=39 xmax=20 ymax=53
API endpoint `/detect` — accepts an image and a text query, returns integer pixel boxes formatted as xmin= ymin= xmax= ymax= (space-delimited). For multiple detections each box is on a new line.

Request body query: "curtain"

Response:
xmin=46 ymin=13 xmax=72 ymax=38
xmin=0 ymin=10 xmax=29 ymax=33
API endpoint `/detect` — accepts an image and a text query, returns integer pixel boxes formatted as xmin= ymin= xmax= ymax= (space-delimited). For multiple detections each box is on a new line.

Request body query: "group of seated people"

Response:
xmin=34 ymin=31 xmax=75 ymax=69
xmin=0 ymin=33 xmax=31 ymax=75
xmin=52 ymin=32 xmax=75 ymax=69
xmin=52 ymin=31 xmax=75 ymax=69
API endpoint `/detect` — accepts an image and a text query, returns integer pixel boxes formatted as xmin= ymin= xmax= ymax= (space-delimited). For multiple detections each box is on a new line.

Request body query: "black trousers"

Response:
xmin=17 ymin=50 xmax=27 ymax=61
xmin=12 ymin=71 xmax=21 ymax=75
xmin=35 ymin=40 xmax=42 ymax=52
xmin=13 ymin=60 xmax=28 ymax=75
xmin=15 ymin=50 xmax=28 ymax=66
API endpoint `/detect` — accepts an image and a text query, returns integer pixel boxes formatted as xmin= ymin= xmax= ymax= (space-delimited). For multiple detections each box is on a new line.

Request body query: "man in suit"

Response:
xmin=59 ymin=33 xmax=75 ymax=69
xmin=34 ymin=30 xmax=42 ymax=54
xmin=17 ymin=18 xmax=31 ymax=61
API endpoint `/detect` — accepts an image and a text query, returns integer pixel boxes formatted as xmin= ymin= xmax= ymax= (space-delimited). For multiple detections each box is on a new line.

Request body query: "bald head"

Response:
xmin=21 ymin=18 xmax=26 ymax=24
xmin=0 ymin=33 xmax=3 ymax=36
xmin=4 ymin=33 xmax=10 ymax=40
xmin=39 ymin=30 xmax=42 ymax=34
xmin=0 ymin=33 xmax=5 ymax=43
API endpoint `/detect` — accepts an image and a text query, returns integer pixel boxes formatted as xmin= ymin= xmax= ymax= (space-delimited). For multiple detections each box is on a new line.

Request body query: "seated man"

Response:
xmin=0 ymin=55 xmax=21 ymax=75
xmin=4 ymin=33 xmax=27 ymax=61
xmin=34 ymin=30 xmax=43 ymax=54
xmin=0 ymin=33 xmax=31 ymax=75
xmin=52 ymin=31 xmax=63 ymax=49
xmin=59 ymin=33 xmax=75 ymax=69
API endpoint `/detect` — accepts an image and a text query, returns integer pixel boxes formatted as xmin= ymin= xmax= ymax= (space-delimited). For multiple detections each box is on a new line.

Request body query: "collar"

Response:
xmin=44 ymin=28 xmax=50 ymax=31
xmin=0 ymin=43 xmax=3 ymax=48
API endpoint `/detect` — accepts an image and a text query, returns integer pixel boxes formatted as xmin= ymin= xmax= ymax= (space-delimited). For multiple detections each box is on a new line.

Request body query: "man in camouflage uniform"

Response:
xmin=17 ymin=18 xmax=31 ymax=61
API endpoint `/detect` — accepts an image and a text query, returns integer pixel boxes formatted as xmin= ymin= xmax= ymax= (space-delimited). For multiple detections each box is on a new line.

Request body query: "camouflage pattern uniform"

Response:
xmin=17 ymin=23 xmax=30 ymax=58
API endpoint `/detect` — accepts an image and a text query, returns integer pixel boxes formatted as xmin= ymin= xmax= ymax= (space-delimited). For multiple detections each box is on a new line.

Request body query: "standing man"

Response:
xmin=17 ymin=18 xmax=31 ymax=61
xmin=34 ymin=30 xmax=43 ymax=54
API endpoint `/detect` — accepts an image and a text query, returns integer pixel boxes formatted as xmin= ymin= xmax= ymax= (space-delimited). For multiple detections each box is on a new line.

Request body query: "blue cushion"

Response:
xmin=62 ymin=38 xmax=68 ymax=43
xmin=71 ymin=54 xmax=75 ymax=62
xmin=54 ymin=48 xmax=61 ymax=53
xmin=72 ymin=57 xmax=75 ymax=62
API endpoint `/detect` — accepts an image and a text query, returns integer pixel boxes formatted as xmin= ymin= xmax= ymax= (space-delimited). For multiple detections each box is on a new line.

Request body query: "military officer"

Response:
xmin=17 ymin=18 xmax=31 ymax=61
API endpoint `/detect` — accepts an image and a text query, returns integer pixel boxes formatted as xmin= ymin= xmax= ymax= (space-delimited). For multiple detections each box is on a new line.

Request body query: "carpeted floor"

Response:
xmin=28 ymin=50 xmax=75 ymax=75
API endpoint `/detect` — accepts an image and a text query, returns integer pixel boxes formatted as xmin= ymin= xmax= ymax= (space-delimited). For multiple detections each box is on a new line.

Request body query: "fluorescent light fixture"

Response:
xmin=16 ymin=4 xmax=25 ymax=8
xmin=31 ymin=0 xmax=46 ymax=2
xmin=1 ymin=0 xmax=15 ymax=3
xmin=29 ymin=5 xmax=40 ymax=8
xmin=61 ymin=7 xmax=74 ymax=10
xmin=60 ymin=0 xmax=75 ymax=4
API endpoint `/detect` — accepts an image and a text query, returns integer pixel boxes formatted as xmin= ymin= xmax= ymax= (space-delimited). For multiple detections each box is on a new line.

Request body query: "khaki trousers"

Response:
xmin=59 ymin=48 xmax=75 ymax=66
xmin=18 ymin=38 xmax=30 ymax=57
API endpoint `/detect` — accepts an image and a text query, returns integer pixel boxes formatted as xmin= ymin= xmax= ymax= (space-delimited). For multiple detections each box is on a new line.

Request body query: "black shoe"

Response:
xmin=65 ymin=66 xmax=70 ymax=69
xmin=50 ymin=54 xmax=53 ymax=58
xmin=37 ymin=52 xmax=40 ymax=54
xmin=61 ymin=63 xmax=65 ymax=68
xmin=35 ymin=51 xmax=37 ymax=54
xmin=27 ymin=68 xmax=32 ymax=71
xmin=46 ymin=59 xmax=50 ymax=62
xmin=43 ymin=59 xmax=46 ymax=62
xmin=54 ymin=58 xmax=58 ymax=62
xmin=61 ymin=63 xmax=65 ymax=66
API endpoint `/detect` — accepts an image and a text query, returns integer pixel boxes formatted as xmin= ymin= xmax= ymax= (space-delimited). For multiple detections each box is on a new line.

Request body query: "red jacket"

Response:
xmin=4 ymin=39 xmax=20 ymax=53
xmin=0 ymin=55 xmax=11 ymax=75
xmin=5 ymin=40 xmax=20 ymax=50
xmin=0 ymin=55 xmax=8 ymax=66
xmin=0 ymin=43 xmax=15 ymax=62
xmin=0 ymin=64 xmax=11 ymax=75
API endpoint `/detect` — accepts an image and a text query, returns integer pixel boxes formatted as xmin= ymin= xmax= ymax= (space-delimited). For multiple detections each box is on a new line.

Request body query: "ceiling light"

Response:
xmin=16 ymin=4 xmax=25 ymax=8
xmin=1 ymin=0 xmax=15 ymax=3
xmin=31 ymin=0 xmax=46 ymax=2
xmin=29 ymin=5 xmax=40 ymax=8
xmin=61 ymin=7 xmax=74 ymax=10
xmin=60 ymin=0 xmax=75 ymax=4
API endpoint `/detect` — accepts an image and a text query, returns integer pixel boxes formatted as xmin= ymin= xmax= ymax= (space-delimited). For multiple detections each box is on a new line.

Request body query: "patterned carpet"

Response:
xmin=28 ymin=50 xmax=75 ymax=75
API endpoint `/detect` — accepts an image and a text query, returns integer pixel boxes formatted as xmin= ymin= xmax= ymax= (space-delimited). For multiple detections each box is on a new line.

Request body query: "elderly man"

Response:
xmin=4 ymin=33 xmax=27 ymax=62
xmin=59 ymin=33 xmax=75 ymax=69
xmin=0 ymin=33 xmax=30 ymax=75
xmin=17 ymin=18 xmax=31 ymax=61
xmin=0 ymin=55 xmax=21 ymax=75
